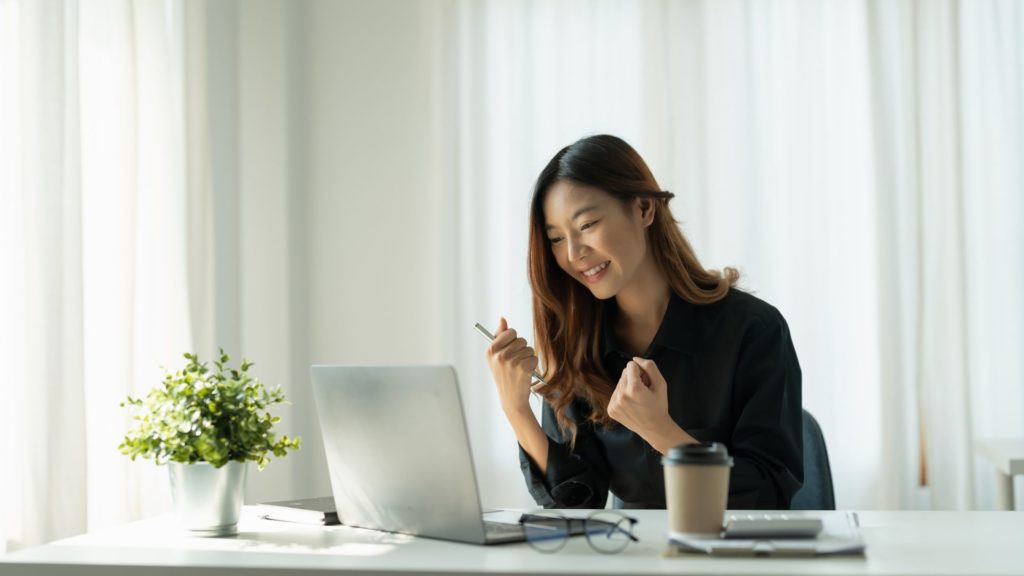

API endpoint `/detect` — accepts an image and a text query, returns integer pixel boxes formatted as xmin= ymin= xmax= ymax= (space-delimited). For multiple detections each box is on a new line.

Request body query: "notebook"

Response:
xmin=256 ymin=496 xmax=340 ymax=526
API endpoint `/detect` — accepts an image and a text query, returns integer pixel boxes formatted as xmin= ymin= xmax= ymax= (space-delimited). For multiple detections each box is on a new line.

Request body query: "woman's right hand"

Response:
xmin=484 ymin=317 xmax=539 ymax=417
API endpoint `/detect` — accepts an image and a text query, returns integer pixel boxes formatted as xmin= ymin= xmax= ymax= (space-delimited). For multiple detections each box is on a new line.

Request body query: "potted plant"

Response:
xmin=119 ymin=349 xmax=300 ymax=536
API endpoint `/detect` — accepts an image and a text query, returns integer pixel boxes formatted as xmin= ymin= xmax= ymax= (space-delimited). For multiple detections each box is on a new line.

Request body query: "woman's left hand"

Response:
xmin=607 ymin=357 xmax=692 ymax=453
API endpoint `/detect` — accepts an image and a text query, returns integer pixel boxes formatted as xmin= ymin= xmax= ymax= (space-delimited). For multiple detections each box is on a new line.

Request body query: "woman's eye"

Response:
xmin=548 ymin=237 xmax=563 ymax=245
xmin=580 ymin=220 xmax=599 ymax=231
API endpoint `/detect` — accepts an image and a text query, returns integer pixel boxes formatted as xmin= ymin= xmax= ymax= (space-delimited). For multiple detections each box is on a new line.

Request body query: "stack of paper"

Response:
xmin=666 ymin=512 xmax=866 ymax=558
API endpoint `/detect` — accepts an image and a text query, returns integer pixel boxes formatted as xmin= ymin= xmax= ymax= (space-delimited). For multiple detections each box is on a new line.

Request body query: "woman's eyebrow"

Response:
xmin=545 ymin=205 xmax=599 ymax=231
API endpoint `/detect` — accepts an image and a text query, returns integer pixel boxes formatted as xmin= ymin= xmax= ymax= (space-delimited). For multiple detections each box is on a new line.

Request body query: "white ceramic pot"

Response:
xmin=168 ymin=460 xmax=247 ymax=536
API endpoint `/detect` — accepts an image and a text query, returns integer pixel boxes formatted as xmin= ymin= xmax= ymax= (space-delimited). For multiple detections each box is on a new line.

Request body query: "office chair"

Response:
xmin=790 ymin=409 xmax=836 ymax=510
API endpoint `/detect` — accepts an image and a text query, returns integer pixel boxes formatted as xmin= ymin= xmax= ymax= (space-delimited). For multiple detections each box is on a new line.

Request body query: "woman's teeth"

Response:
xmin=583 ymin=262 xmax=609 ymax=277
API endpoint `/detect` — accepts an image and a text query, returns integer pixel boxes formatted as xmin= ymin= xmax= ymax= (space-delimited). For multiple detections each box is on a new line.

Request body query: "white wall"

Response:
xmin=302 ymin=0 xmax=452 ymax=499
xmin=223 ymin=0 xmax=455 ymax=504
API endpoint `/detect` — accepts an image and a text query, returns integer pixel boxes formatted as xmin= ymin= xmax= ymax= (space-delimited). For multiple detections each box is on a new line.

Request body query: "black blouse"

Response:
xmin=518 ymin=287 xmax=803 ymax=510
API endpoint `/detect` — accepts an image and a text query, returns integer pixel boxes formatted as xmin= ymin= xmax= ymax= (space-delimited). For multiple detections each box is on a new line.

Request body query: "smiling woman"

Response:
xmin=3 ymin=0 xmax=1023 ymax=556
xmin=484 ymin=135 xmax=804 ymax=510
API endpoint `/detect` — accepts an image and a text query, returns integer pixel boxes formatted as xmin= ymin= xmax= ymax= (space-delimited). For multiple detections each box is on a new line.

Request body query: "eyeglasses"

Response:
xmin=518 ymin=510 xmax=639 ymax=554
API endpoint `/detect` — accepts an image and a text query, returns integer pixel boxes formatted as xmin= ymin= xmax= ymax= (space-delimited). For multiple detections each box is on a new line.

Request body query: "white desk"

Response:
xmin=2 ymin=508 xmax=1023 ymax=575
xmin=976 ymin=439 xmax=1024 ymax=510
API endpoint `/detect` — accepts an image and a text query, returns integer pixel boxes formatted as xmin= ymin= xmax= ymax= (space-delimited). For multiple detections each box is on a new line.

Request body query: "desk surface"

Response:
xmin=2 ymin=508 xmax=1023 ymax=576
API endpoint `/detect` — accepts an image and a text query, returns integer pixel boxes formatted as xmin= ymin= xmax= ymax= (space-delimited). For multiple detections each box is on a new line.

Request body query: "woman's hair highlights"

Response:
xmin=527 ymin=134 xmax=739 ymax=447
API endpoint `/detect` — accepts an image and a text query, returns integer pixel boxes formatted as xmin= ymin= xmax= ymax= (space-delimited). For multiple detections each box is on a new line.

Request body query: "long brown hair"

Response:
xmin=528 ymin=135 xmax=739 ymax=445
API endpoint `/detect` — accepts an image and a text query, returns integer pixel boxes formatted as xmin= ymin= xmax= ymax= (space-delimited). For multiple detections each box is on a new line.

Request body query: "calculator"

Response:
xmin=722 ymin=514 xmax=824 ymax=539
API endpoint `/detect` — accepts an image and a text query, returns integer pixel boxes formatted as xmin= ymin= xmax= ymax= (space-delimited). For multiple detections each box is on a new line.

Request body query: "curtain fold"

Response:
xmin=909 ymin=0 xmax=974 ymax=511
xmin=867 ymin=0 xmax=927 ymax=509
xmin=2 ymin=0 xmax=88 ymax=549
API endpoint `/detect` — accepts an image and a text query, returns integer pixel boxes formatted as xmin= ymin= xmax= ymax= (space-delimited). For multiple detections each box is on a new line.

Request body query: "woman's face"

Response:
xmin=542 ymin=180 xmax=653 ymax=300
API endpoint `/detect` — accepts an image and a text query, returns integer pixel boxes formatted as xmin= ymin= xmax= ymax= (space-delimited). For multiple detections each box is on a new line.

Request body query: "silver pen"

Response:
xmin=474 ymin=322 xmax=548 ymax=393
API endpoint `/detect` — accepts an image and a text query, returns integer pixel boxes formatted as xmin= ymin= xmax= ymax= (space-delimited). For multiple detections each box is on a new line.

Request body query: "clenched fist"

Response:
xmin=607 ymin=357 xmax=671 ymax=440
xmin=484 ymin=317 xmax=540 ymax=417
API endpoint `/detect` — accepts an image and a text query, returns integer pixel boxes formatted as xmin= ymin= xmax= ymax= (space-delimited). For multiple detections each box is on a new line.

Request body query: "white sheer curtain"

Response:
xmin=0 ymin=0 xmax=201 ymax=552
xmin=955 ymin=0 xmax=1024 ymax=508
xmin=2 ymin=0 xmax=313 ymax=552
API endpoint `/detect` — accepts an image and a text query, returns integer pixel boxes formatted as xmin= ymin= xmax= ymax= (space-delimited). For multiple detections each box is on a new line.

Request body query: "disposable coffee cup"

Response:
xmin=663 ymin=442 xmax=733 ymax=539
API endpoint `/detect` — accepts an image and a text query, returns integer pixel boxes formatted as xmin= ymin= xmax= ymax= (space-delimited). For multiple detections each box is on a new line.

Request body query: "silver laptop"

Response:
xmin=310 ymin=364 xmax=529 ymax=545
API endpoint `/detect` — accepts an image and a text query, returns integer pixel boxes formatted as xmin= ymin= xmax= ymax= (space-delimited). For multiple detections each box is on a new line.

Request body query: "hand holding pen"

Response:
xmin=478 ymin=319 xmax=546 ymax=414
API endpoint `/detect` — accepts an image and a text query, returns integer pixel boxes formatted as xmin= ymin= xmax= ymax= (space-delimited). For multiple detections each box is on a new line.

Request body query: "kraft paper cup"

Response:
xmin=663 ymin=442 xmax=733 ymax=539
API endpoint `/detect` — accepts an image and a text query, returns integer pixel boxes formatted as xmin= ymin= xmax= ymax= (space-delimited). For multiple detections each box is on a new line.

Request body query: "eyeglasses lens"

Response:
xmin=522 ymin=511 xmax=570 ymax=553
xmin=584 ymin=511 xmax=633 ymax=554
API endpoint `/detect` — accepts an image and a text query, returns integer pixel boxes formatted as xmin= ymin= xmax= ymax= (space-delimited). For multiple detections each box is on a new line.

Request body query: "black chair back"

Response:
xmin=790 ymin=409 xmax=836 ymax=510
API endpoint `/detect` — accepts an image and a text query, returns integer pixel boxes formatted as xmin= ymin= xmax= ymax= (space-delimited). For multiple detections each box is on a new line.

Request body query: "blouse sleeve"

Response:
xmin=518 ymin=399 xmax=611 ymax=508
xmin=728 ymin=310 xmax=804 ymax=509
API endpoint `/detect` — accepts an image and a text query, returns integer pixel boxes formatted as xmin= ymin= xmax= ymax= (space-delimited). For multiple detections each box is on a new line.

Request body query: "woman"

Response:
xmin=485 ymin=134 xmax=803 ymax=510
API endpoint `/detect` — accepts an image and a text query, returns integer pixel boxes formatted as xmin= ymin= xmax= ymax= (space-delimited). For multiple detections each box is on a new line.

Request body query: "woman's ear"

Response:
xmin=635 ymin=197 xmax=656 ymax=228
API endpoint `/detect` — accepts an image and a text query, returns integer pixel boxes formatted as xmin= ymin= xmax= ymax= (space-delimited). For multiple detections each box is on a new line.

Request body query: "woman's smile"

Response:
xmin=580 ymin=261 xmax=611 ymax=284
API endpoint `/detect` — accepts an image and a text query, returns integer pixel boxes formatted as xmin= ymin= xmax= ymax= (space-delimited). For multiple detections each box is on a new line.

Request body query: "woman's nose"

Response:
xmin=567 ymin=236 xmax=588 ymax=262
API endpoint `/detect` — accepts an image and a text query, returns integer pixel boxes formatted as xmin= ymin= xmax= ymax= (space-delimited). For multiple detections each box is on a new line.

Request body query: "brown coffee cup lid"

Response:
xmin=663 ymin=442 xmax=733 ymax=466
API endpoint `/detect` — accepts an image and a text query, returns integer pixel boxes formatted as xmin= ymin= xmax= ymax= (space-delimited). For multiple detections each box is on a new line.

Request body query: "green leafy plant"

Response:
xmin=119 ymin=349 xmax=300 ymax=470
